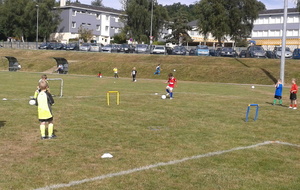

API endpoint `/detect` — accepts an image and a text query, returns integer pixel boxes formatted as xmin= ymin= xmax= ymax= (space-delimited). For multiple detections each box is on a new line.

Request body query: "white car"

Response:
xmin=152 ymin=46 xmax=166 ymax=54
xmin=273 ymin=47 xmax=293 ymax=58
xmin=89 ymin=43 xmax=101 ymax=52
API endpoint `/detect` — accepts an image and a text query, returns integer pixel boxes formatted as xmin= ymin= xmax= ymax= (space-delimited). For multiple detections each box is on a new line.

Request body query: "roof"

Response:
xmin=57 ymin=3 xmax=124 ymax=15
xmin=187 ymin=20 xmax=198 ymax=27
xmin=259 ymin=8 xmax=300 ymax=15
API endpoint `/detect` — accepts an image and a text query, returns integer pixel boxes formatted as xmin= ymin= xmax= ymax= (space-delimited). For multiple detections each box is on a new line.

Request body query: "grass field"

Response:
xmin=1 ymin=70 xmax=300 ymax=190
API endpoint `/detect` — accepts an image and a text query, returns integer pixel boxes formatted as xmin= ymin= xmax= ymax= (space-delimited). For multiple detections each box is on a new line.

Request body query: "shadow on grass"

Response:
xmin=265 ymin=102 xmax=288 ymax=108
xmin=235 ymin=58 xmax=250 ymax=68
xmin=0 ymin=121 xmax=6 ymax=128
xmin=260 ymin=68 xmax=277 ymax=84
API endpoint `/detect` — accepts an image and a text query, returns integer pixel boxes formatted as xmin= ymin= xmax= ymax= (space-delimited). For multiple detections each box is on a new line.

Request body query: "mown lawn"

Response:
xmin=0 ymin=71 xmax=300 ymax=190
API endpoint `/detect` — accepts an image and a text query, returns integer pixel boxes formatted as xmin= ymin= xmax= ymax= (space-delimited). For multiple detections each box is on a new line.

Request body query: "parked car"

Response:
xmin=172 ymin=46 xmax=187 ymax=55
xmin=196 ymin=45 xmax=209 ymax=56
xmin=102 ymin=44 xmax=113 ymax=52
xmin=239 ymin=50 xmax=247 ymax=58
xmin=273 ymin=46 xmax=293 ymax=58
xmin=246 ymin=45 xmax=267 ymax=58
xmin=220 ymin=47 xmax=238 ymax=57
xmin=151 ymin=45 xmax=166 ymax=54
xmin=46 ymin=42 xmax=65 ymax=50
xmin=65 ymin=43 xmax=79 ymax=51
xmin=135 ymin=44 xmax=149 ymax=53
xmin=119 ymin=44 xmax=135 ymax=53
xmin=79 ymin=43 xmax=91 ymax=51
xmin=209 ymin=49 xmax=217 ymax=56
xmin=189 ymin=48 xmax=196 ymax=56
xmin=215 ymin=48 xmax=222 ymax=56
xmin=292 ymin=48 xmax=300 ymax=59
xmin=89 ymin=43 xmax=101 ymax=52
xmin=38 ymin=42 xmax=50 ymax=49
xmin=266 ymin=50 xmax=275 ymax=59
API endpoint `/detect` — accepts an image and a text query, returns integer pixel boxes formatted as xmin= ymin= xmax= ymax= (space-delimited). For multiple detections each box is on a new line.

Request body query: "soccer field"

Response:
xmin=1 ymin=71 xmax=300 ymax=190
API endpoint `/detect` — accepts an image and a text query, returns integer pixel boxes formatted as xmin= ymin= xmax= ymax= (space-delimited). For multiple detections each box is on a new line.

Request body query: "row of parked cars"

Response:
xmin=38 ymin=42 xmax=300 ymax=59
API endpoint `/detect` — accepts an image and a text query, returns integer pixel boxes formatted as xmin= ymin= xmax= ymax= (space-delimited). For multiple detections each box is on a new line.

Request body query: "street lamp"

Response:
xmin=36 ymin=4 xmax=39 ymax=49
xmin=150 ymin=0 xmax=153 ymax=45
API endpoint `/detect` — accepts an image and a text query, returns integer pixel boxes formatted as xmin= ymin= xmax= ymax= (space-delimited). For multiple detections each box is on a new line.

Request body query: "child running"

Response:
xmin=273 ymin=79 xmax=283 ymax=106
xmin=165 ymin=73 xmax=177 ymax=99
xmin=289 ymin=78 xmax=298 ymax=109
xmin=131 ymin=67 xmax=137 ymax=82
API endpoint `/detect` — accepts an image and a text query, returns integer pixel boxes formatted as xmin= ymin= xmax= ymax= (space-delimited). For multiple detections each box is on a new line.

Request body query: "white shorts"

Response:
xmin=166 ymin=86 xmax=173 ymax=91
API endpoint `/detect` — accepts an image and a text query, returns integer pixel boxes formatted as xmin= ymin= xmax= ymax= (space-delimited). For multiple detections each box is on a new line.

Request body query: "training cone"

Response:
xmin=101 ymin=153 xmax=113 ymax=158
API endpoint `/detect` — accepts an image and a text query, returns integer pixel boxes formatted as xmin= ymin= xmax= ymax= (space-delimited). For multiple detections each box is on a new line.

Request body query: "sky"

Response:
xmin=78 ymin=0 xmax=297 ymax=10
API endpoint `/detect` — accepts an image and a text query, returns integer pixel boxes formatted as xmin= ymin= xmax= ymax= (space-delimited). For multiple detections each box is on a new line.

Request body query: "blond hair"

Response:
xmin=39 ymin=80 xmax=48 ymax=90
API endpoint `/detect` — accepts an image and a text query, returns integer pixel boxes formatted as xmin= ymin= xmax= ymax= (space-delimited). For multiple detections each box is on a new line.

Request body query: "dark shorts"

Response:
xmin=39 ymin=117 xmax=53 ymax=122
xmin=290 ymin=93 xmax=297 ymax=100
xmin=274 ymin=95 xmax=282 ymax=99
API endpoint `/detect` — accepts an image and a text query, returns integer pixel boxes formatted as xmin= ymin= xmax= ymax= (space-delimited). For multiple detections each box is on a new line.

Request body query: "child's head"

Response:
xmin=278 ymin=79 xmax=282 ymax=83
xmin=133 ymin=67 xmax=136 ymax=70
xmin=39 ymin=80 xmax=48 ymax=90
xmin=168 ymin=73 xmax=173 ymax=78
xmin=292 ymin=78 xmax=296 ymax=84
xmin=41 ymin=74 xmax=47 ymax=80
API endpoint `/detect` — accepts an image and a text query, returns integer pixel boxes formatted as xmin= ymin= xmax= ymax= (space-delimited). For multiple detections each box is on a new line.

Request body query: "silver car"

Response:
xmin=90 ymin=43 xmax=101 ymax=52
xmin=135 ymin=44 xmax=149 ymax=53
xmin=79 ymin=43 xmax=91 ymax=51
xmin=151 ymin=46 xmax=166 ymax=54
xmin=273 ymin=46 xmax=293 ymax=58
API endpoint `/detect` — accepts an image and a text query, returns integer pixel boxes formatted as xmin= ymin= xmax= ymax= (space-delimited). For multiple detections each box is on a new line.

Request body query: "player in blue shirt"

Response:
xmin=273 ymin=79 xmax=283 ymax=105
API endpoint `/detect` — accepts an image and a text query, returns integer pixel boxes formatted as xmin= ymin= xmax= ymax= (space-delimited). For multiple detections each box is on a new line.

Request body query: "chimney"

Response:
xmin=60 ymin=0 xmax=66 ymax=7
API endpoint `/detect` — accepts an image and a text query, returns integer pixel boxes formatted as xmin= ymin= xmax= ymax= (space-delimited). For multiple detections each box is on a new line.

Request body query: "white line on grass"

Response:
xmin=34 ymin=141 xmax=299 ymax=190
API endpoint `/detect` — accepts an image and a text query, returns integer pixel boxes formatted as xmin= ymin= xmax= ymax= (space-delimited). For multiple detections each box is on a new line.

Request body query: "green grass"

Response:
xmin=1 ymin=48 xmax=300 ymax=85
xmin=1 ymin=70 xmax=300 ymax=190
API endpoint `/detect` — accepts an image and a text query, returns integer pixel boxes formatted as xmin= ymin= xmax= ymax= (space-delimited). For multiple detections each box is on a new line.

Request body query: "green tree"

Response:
xmin=195 ymin=0 xmax=265 ymax=45
xmin=165 ymin=3 xmax=197 ymax=22
xmin=78 ymin=25 xmax=93 ymax=42
xmin=165 ymin=11 xmax=192 ymax=45
xmin=91 ymin=0 xmax=103 ymax=6
xmin=123 ymin=0 xmax=168 ymax=43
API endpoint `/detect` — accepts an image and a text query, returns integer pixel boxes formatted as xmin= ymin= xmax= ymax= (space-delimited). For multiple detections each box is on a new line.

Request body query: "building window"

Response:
xmin=96 ymin=25 xmax=100 ymax=31
xmin=105 ymin=26 xmax=109 ymax=31
xmin=87 ymin=23 xmax=91 ymax=26
xmin=270 ymin=16 xmax=281 ymax=24
xmin=106 ymin=15 xmax=109 ymax=20
xmin=96 ymin=14 xmax=100 ymax=20
xmin=82 ymin=23 xmax=86 ymax=26
xmin=115 ymin=17 xmax=119 ymax=22
xmin=269 ymin=30 xmax=280 ymax=37
xmin=287 ymin=30 xmax=299 ymax=36
xmin=287 ymin=16 xmax=300 ymax=23
xmin=72 ymin=10 xmax=76 ymax=16
xmin=72 ymin=22 xmax=76 ymax=28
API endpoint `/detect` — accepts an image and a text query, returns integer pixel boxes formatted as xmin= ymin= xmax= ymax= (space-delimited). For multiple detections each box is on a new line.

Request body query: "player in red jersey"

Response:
xmin=165 ymin=73 xmax=177 ymax=99
xmin=289 ymin=78 xmax=298 ymax=109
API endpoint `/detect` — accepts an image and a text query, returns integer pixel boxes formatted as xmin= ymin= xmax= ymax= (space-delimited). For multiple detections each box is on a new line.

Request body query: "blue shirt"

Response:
xmin=275 ymin=84 xmax=283 ymax=96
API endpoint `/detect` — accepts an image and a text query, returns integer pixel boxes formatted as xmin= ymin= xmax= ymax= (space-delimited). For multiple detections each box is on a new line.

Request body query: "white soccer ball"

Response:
xmin=161 ymin=95 xmax=166 ymax=99
xmin=29 ymin=99 xmax=36 ymax=105
xmin=173 ymin=69 xmax=176 ymax=72
xmin=251 ymin=86 xmax=255 ymax=89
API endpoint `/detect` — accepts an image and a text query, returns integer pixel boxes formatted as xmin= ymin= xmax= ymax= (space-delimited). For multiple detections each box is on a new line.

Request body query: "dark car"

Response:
xmin=209 ymin=49 xmax=217 ymax=56
xmin=119 ymin=44 xmax=135 ymax=53
xmin=66 ymin=43 xmax=79 ymax=51
xmin=171 ymin=46 xmax=187 ymax=55
xmin=266 ymin=50 xmax=275 ymax=59
xmin=38 ymin=42 xmax=50 ymax=49
xmin=220 ymin=47 xmax=238 ymax=57
xmin=215 ymin=48 xmax=222 ymax=56
xmin=246 ymin=45 xmax=267 ymax=58
xmin=46 ymin=42 xmax=65 ymax=50
xmin=239 ymin=50 xmax=247 ymax=58
xmin=293 ymin=48 xmax=300 ymax=59
xmin=189 ymin=48 xmax=196 ymax=56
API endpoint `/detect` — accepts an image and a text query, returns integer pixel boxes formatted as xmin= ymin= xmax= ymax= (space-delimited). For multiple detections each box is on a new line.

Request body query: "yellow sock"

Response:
xmin=40 ymin=125 xmax=46 ymax=137
xmin=48 ymin=123 xmax=54 ymax=136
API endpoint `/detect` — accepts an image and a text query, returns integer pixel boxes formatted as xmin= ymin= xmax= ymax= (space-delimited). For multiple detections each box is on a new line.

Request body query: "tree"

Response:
xmin=123 ymin=0 xmax=168 ymax=43
xmin=165 ymin=11 xmax=192 ymax=45
xmin=195 ymin=0 xmax=265 ymax=44
xmin=165 ymin=3 xmax=197 ymax=22
xmin=78 ymin=25 xmax=93 ymax=42
xmin=91 ymin=0 xmax=103 ymax=7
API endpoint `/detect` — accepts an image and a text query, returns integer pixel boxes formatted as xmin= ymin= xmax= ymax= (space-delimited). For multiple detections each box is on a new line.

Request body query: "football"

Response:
xmin=161 ymin=95 xmax=166 ymax=99
xmin=29 ymin=99 xmax=36 ymax=105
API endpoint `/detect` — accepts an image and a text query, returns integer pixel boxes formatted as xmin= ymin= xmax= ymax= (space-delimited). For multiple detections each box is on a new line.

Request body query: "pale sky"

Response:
xmin=78 ymin=0 xmax=297 ymax=10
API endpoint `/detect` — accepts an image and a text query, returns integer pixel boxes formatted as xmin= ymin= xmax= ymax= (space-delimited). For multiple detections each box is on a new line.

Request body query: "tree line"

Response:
xmin=0 ymin=0 xmax=288 ymax=46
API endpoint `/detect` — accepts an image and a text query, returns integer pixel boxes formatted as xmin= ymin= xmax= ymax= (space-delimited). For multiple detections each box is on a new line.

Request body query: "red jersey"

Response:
xmin=290 ymin=83 xmax=298 ymax=93
xmin=168 ymin=77 xmax=177 ymax=88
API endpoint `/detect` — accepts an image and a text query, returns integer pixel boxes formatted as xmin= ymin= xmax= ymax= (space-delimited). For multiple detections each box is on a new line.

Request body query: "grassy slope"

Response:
xmin=1 ymin=48 xmax=300 ymax=85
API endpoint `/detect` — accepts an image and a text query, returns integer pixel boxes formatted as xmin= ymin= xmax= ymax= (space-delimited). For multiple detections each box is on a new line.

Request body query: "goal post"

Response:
xmin=47 ymin=78 xmax=64 ymax=97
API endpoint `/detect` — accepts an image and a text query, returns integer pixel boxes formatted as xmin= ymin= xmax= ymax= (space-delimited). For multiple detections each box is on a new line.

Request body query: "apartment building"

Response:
xmin=252 ymin=8 xmax=300 ymax=50
xmin=51 ymin=1 xmax=124 ymax=44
